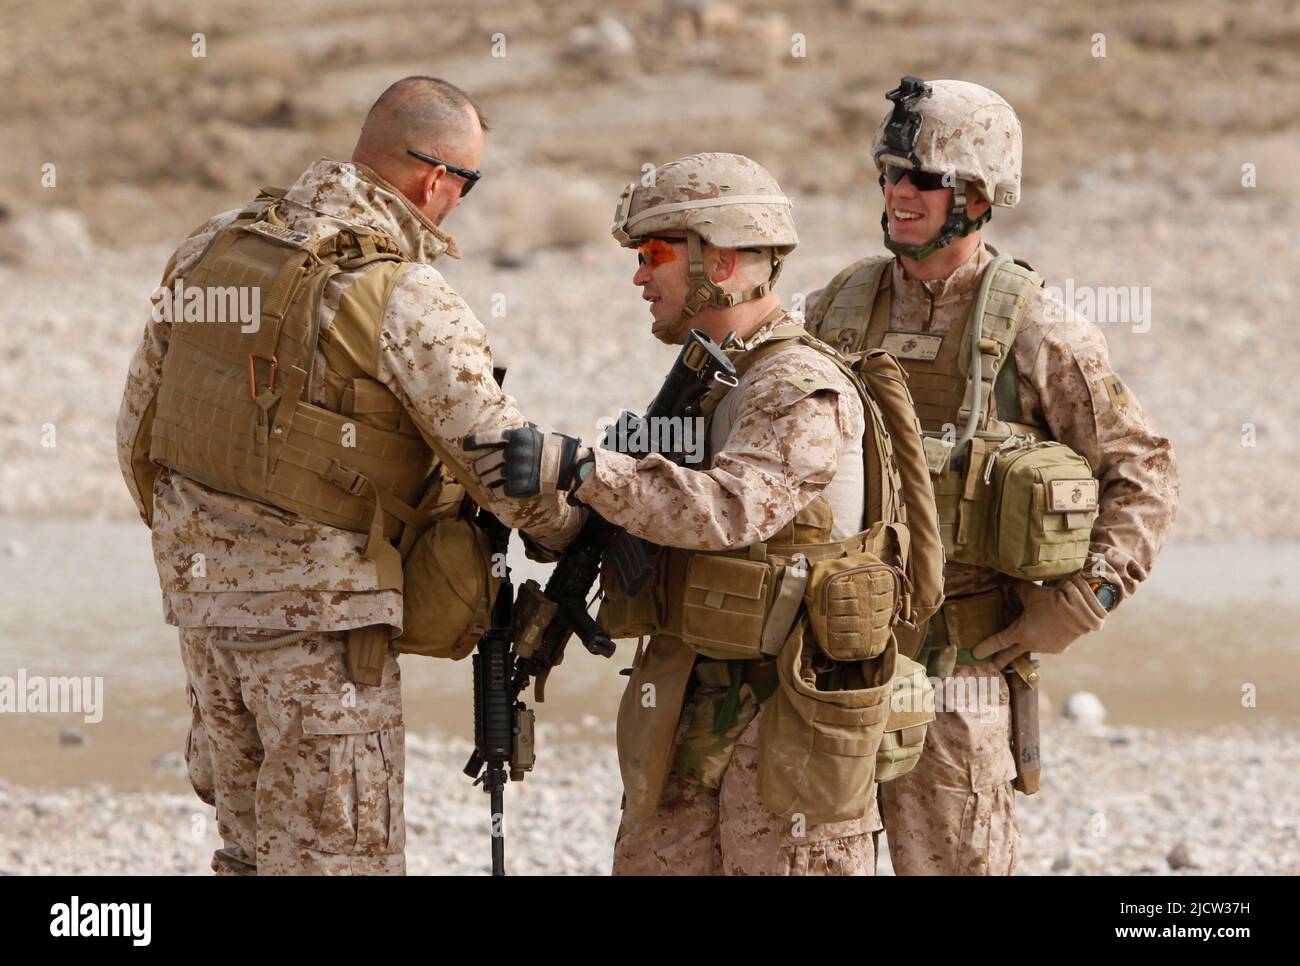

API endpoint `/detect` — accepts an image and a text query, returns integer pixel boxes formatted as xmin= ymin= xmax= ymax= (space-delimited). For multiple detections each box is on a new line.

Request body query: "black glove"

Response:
xmin=465 ymin=424 xmax=584 ymax=499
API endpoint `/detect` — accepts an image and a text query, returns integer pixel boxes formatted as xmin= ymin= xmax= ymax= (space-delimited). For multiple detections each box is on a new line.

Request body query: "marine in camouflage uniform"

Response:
xmin=806 ymin=78 xmax=1179 ymax=875
xmin=116 ymin=79 xmax=579 ymax=875
xmin=469 ymin=153 xmax=943 ymax=875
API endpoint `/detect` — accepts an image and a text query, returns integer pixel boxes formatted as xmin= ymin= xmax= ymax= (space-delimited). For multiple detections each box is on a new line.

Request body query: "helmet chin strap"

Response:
xmin=651 ymin=232 xmax=786 ymax=345
xmin=881 ymin=178 xmax=992 ymax=262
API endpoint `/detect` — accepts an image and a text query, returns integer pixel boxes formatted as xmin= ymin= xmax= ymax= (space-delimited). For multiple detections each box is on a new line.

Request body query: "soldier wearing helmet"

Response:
xmin=806 ymin=78 xmax=1179 ymax=875
xmin=470 ymin=152 xmax=944 ymax=875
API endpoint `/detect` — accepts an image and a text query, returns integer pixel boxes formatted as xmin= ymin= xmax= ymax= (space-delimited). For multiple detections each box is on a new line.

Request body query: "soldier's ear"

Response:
xmin=419 ymin=165 xmax=445 ymax=205
xmin=966 ymin=192 xmax=991 ymax=221
xmin=710 ymin=246 xmax=738 ymax=283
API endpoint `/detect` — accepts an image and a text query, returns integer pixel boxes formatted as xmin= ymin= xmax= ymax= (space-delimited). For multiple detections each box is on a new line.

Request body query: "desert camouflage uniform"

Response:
xmin=811 ymin=241 xmax=1179 ymax=874
xmin=117 ymin=159 xmax=580 ymax=875
xmin=575 ymin=310 xmax=881 ymax=876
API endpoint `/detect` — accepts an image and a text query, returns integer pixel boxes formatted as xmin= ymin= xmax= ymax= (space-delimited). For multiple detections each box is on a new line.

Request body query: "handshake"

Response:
xmin=466 ymin=425 xmax=595 ymax=499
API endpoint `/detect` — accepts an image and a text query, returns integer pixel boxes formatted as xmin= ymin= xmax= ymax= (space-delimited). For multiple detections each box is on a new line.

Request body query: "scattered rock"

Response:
xmin=58 ymin=728 xmax=85 ymax=747
xmin=1051 ymin=848 xmax=1072 ymax=871
xmin=1167 ymin=840 xmax=1201 ymax=870
xmin=1063 ymin=692 xmax=1107 ymax=727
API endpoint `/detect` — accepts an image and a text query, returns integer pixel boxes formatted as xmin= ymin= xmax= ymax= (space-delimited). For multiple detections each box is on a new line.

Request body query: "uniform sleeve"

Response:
xmin=1019 ymin=292 xmax=1179 ymax=603
xmin=115 ymin=213 xmax=233 ymax=525
xmin=576 ymin=349 xmax=864 ymax=550
xmin=376 ymin=263 xmax=581 ymax=548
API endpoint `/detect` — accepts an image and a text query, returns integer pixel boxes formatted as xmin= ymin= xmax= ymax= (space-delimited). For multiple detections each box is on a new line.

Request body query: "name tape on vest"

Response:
xmin=880 ymin=331 xmax=943 ymax=361
xmin=246 ymin=221 xmax=312 ymax=247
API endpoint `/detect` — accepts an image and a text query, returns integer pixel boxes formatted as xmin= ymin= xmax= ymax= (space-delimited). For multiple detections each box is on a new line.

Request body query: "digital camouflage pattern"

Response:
xmin=809 ymin=241 xmax=1178 ymax=875
xmin=808 ymin=242 xmax=1178 ymax=602
xmin=878 ymin=664 xmax=1018 ymax=875
xmin=581 ymin=311 xmax=878 ymax=874
xmin=614 ymin=705 xmax=881 ymax=875
xmin=117 ymin=158 xmax=580 ymax=874
xmin=180 ymin=627 xmax=405 ymax=875
xmin=871 ymin=79 xmax=1023 ymax=208
xmin=611 ymin=152 xmax=798 ymax=252
xmin=577 ymin=311 xmax=863 ymax=550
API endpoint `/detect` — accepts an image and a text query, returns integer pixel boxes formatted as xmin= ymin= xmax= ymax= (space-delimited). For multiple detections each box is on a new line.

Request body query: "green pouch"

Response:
xmin=875 ymin=652 xmax=935 ymax=783
xmin=988 ymin=442 xmax=1098 ymax=579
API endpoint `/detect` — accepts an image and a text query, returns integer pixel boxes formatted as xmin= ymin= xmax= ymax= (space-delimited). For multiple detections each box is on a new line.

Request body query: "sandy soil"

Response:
xmin=1 ymin=0 xmax=1298 ymax=875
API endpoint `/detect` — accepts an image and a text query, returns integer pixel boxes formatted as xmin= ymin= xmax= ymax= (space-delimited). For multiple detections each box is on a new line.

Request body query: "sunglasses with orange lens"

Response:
xmin=636 ymin=237 xmax=680 ymax=269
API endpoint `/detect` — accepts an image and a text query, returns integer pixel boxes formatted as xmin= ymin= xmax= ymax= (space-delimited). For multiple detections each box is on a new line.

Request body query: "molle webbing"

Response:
xmin=149 ymin=189 xmax=437 ymax=589
xmin=806 ymin=254 xmax=1041 ymax=431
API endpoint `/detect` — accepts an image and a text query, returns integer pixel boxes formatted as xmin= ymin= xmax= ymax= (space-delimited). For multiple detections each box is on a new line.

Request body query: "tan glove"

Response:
xmin=970 ymin=572 xmax=1108 ymax=670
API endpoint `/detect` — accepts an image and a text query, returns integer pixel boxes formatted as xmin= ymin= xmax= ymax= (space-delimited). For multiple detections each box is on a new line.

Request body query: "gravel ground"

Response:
xmin=4 ymin=717 xmax=1297 ymax=876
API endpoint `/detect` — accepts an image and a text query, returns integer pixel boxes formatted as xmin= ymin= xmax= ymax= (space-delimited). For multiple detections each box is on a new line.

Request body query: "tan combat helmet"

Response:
xmin=612 ymin=152 xmax=798 ymax=343
xmin=871 ymin=76 xmax=1023 ymax=260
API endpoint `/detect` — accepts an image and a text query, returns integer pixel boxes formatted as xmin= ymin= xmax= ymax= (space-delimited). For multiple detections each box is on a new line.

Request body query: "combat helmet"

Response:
xmin=871 ymin=76 xmax=1022 ymax=260
xmin=612 ymin=152 xmax=798 ymax=343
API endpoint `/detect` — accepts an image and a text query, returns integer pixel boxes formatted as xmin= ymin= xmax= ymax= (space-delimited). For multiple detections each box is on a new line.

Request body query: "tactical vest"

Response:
xmin=807 ymin=251 xmax=1098 ymax=579
xmin=148 ymin=188 xmax=455 ymax=591
xmin=602 ymin=323 xmax=944 ymax=818
xmin=600 ymin=322 xmax=944 ymax=661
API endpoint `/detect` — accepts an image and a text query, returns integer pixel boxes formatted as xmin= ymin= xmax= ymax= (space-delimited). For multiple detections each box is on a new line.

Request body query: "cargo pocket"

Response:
xmin=955 ymin=748 xmax=1019 ymax=875
xmin=298 ymin=685 xmax=404 ymax=856
xmin=758 ymin=622 xmax=893 ymax=826
xmin=184 ymin=686 xmax=216 ymax=807
xmin=804 ymin=550 xmax=899 ymax=661
xmin=680 ymin=554 xmax=772 ymax=660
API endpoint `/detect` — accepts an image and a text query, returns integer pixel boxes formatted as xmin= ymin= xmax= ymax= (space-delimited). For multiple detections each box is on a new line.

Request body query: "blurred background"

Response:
xmin=1 ymin=0 xmax=1298 ymax=874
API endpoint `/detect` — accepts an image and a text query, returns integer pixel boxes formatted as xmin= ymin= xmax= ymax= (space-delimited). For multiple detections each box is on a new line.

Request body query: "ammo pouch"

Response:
xmin=758 ymin=621 xmax=895 ymax=825
xmin=948 ymin=438 xmax=1098 ymax=581
xmin=394 ymin=517 xmax=500 ymax=660
xmin=597 ymin=564 xmax=659 ymax=640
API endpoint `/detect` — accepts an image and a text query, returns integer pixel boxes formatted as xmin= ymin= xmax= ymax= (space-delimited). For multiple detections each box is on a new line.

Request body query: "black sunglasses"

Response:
xmin=406 ymin=149 xmax=481 ymax=197
xmin=883 ymin=164 xmax=950 ymax=192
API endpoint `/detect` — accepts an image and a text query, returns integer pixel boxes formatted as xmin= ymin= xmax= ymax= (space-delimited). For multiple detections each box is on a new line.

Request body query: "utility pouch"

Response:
xmin=804 ymin=549 xmax=900 ymax=662
xmin=596 ymin=564 xmax=659 ymax=640
xmin=394 ymin=517 xmax=500 ymax=660
xmin=758 ymin=621 xmax=893 ymax=825
xmin=986 ymin=441 xmax=1098 ymax=580
xmin=679 ymin=553 xmax=773 ymax=660
xmin=875 ymin=652 xmax=934 ymax=783
xmin=345 ymin=624 xmax=391 ymax=686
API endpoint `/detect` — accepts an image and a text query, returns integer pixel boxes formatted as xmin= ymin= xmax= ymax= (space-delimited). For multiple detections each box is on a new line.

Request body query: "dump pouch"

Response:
xmin=758 ymin=621 xmax=894 ymax=825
